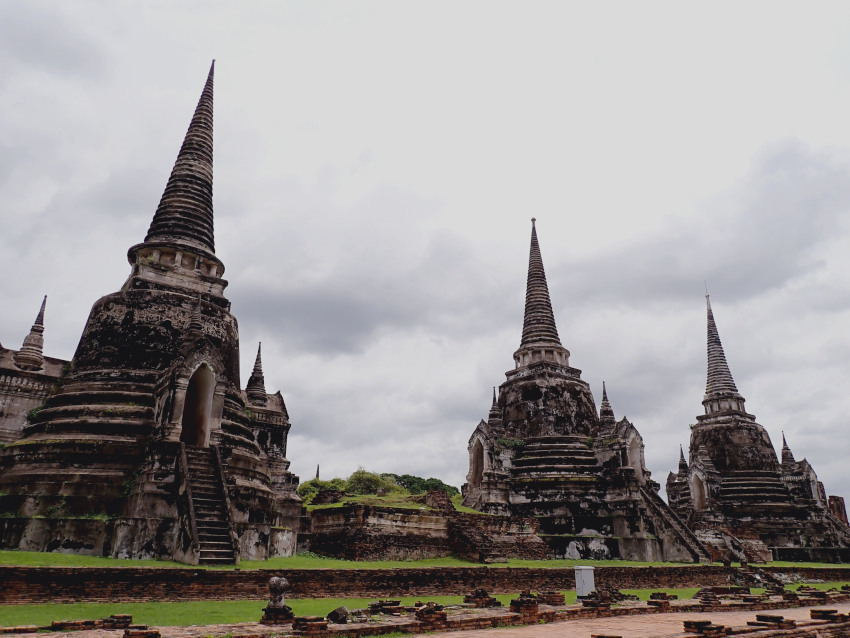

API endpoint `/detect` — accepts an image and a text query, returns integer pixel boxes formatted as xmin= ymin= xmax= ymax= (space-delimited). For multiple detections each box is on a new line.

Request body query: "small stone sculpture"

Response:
xmin=260 ymin=576 xmax=294 ymax=624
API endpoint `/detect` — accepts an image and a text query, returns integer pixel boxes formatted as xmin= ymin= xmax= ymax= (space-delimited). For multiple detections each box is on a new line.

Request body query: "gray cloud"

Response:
xmin=552 ymin=142 xmax=850 ymax=311
xmin=0 ymin=4 xmax=105 ymax=81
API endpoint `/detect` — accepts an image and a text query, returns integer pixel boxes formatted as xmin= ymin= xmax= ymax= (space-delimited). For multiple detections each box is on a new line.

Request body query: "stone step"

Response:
xmin=185 ymin=454 xmax=214 ymax=462
xmin=24 ymin=419 xmax=153 ymax=436
xmin=196 ymin=520 xmax=230 ymax=529
xmin=518 ymin=448 xmax=596 ymax=458
xmin=35 ymin=404 xmax=154 ymax=420
xmin=198 ymin=554 xmax=235 ymax=563
xmin=192 ymin=498 xmax=223 ymax=508
xmin=195 ymin=512 xmax=227 ymax=521
xmin=198 ymin=556 xmax=235 ymax=565
xmin=194 ymin=497 xmax=224 ymax=506
xmin=513 ymin=456 xmax=598 ymax=468
xmin=191 ymin=484 xmax=221 ymax=493
xmin=512 ymin=465 xmax=602 ymax=475
xmin=188 ymin=478 xmax=216 ymax=486
xmin=50 ymin=379 xmax=157 ymax=394
xmin=47 ymin=390 xmax=155 ymax=407
xmin=189 ymin=478 xmax=218 ymax=487
xmin=721 ymin=487 xmax=789 ymax=497
xmin=199 ymin=548 xmax=235 ymax=557
xmin=524 ymin=435 xmax=591 ymax=445
xmin=199 ymin=544 xmax=234 ymax=553
xmin=187 ymin=464 xmax=216 ymax=472
xmin=195 ymin=514 xmax=227 ymax=522
xmin=517 ymin=444 xmax=598 ymax=453
xmin=188 ymin=471 xmax=217 ymax=479
xmin=197 ymin=529 xmax=230 ymax=537
xmin=197 ymin=532 xmax=230 ymax=541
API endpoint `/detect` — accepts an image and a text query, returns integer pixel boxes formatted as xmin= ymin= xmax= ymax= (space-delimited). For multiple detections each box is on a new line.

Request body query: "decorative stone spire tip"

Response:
xmin=703 ymin=294 xmax=744 ymax=410
xmin=519 ymin=218 xmax=562 ymax=349
xmin=599 ymin=381 xmax=615 ymax=426
xmin=34 ymin=295 xmax=46 ymax=327
xmin=246 ymin=340 xmax=267 ymax=405
xmin=144 ymin=61 xmax=216 ymax=254
xmin=14 ymin=296 xmax=47 ymax=371
xmin=678 ymin=444 xmax=688 ymax=474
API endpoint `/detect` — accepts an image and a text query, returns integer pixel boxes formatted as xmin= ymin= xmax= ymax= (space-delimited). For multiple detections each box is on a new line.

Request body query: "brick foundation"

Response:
xmin=1 ymin=564 xmax=849 ymax=605
xmin=0 ymin=565 xmax=731 ymax=604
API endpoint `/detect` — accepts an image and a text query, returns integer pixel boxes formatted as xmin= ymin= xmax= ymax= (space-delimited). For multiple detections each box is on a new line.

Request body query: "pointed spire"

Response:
xmin=520 ymin=218 xmax=562 ymax=348
xmin=144 ymin=61 xmax=216 ymax=254
xmin=488 ymin=386 xmax=501 ymax=421
xmin=703 ymin=295 xmax=745 ymax=413
xmin=678 ymin=444 xmax=688 ymax=474
xmin=14 ymin=296 xmax=47 ymax=371
xmin=781 ymin=432 xmax=796 ymax=468
xmin=599 ymin=381 xmax=616 ymax=428
xmin=246 ymin=342 xmax=267 ymax=405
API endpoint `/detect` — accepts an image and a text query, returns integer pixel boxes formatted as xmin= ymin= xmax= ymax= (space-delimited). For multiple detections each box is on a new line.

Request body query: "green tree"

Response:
xmin=381 ymin=473 xmax=459 ymax=497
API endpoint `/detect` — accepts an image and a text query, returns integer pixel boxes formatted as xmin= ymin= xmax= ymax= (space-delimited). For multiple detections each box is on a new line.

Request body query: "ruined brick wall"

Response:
xmin=308 ymin=506 xmax=452 ymax=560
xmin=0 ymin=565 xmax=743 ymax=603
xmin=0 ymin=352 xmax=65 ymax=444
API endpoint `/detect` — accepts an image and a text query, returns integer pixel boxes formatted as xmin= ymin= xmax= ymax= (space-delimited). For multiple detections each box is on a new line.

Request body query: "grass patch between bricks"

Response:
xmin=0 ymin=590 xmax=714 ymax=628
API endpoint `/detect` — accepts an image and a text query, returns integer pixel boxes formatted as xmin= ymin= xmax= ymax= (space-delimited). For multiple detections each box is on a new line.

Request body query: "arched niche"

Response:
xmin=692 ymin=474 xmax=707 ymax=511
xmin=180 ymin=364 xmax=215 ymax=447
xmin=627 ymin=436 xmax=645 ymax=484
xmin=470 ymin=439 xmax=485 ymax=486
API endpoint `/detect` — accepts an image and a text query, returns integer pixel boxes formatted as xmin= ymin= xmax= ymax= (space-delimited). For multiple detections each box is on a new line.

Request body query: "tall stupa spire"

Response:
xmin=246 ymin=342 xmax=267 ymax=405
xmin=144 ymin=61 xmax=216 ymax=254
xmin=520 ymin=218 xmax=562 ymax=348
xmin=14 ymin=296 xmax=47 ymax=371
xmin=512 ymin=219 xmax=570 ymax=369
xmin=703 ymin=295 xmax=745 ymax=414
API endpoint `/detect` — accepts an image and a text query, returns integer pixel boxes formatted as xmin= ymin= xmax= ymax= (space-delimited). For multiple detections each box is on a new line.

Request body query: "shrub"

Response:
xmin=296 ymin=478 xmax=348 ymax=505
xmin=346 ymin=468 xmax=403 ymax=495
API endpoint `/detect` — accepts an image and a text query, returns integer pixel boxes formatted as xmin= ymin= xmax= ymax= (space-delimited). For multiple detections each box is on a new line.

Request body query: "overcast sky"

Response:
xmin=3 ymin=2 xmax=850 ymax=501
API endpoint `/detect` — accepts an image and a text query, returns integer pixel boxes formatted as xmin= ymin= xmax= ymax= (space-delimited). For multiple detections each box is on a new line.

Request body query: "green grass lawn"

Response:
xmin=3 ymin=549 xmax=850 ymax=572
xmin=0 ymin=590 xmax=710 ymax=628
xmin=0 ymin=550 xmax=717 ymax=570
xmin=786 ymin=582 xmax=850 ymax=591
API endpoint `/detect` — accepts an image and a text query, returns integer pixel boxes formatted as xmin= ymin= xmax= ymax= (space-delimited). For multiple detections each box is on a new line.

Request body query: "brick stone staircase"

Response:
xmin=184 ymin=446 xmax=236 ymax=565
xmin=639 ymin=485 xmax=712 ymax=563
xmin=511 ymin=435 xmax=602 ymax=482
xmin=719 ymin=470 xmax=793 ymax=509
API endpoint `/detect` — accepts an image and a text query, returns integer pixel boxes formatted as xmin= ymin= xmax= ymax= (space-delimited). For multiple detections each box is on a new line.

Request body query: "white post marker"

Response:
xmin=575 ymin=565 xmax=595 ymax=598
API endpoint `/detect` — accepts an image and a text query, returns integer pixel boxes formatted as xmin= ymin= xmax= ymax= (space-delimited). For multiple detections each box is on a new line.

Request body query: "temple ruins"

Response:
xmin=461 ymin=219 xmax=709 ymax=562
xmin=666 ymin=296 xmax=850 ymax=562
xmin=0 ymin=62 xmax=301 ymax=564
